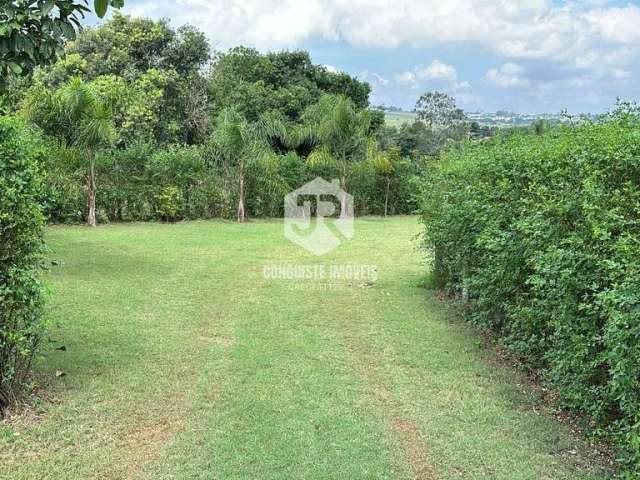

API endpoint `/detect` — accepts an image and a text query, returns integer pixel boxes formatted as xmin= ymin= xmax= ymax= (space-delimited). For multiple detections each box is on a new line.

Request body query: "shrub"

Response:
xmin=0 ymin=117 xmax=46 ymax=408
xmin=41 ymin=145 xmax=86 ymax=223
xmin=154 ymin=186 xmax=181 ymax=221
xmin=420 ymin=117 xmax=640 ymax=474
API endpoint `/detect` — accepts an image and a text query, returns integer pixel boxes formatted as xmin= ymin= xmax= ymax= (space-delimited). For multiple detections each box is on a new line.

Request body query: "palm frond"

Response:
xmin=306 ymin=146 xmax=339 ymax=169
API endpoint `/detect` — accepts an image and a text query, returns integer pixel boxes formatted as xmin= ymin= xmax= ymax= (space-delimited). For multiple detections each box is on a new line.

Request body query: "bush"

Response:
xmin=41 ymin=145 xmax=86 ymax=223
xmin=154 ymin=186 xmax=181 ymax=221
xmin=420 ymin=117 xmax=640 ymax=474
xmin=0 ymin=117 xmax=46 ymax=408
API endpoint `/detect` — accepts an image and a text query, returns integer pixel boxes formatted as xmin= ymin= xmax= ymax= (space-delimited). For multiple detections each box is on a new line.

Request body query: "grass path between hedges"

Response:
xmin=0 ymin=217 xmax=612 ymax=479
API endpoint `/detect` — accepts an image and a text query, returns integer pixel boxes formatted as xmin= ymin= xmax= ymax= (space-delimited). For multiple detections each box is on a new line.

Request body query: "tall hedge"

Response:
xmin=0 ymin=116 xmax=46 ymax=408
xmin=421 ymin=116 xmax=640 ymax=473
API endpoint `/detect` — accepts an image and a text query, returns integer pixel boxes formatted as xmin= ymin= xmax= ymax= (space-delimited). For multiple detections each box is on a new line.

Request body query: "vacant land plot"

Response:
xmin=0 ymin=217 xmax=610 ymax=479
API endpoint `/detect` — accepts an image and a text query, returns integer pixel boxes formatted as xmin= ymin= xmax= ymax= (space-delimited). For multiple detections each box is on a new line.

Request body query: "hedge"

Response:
xmin=0 ymin=116 xmax=46 ymax=409
xmin=420 ymin=115 xmax=640 ymax=474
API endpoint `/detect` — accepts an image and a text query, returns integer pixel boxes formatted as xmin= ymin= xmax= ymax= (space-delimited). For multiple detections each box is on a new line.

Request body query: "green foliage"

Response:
xmin=66 ymin=12 xmax=204 ymax=80
xmin=154 ymin=186 xmax=180 ymax=221
xmin=24 ymin=76 xmax=115 ymax=148
xmin=295 ymin=95 xmax=374 ymax=189
xmin=13 ymin=15 xmax=421 ymax=223
xmin=0 ymin=116 xmax=46 ymax=406
xmin=415 ymin=91 xmax=465 ymax=129
xmin=208 ymin=47 xmax=370 ymax=122
xmin=414 ymin=91 xmax=469 ymax=154
xmin=24 ymin=76 xmax=116 ymax=226
xmin=395 ymin=120 xmax=437 ymax=156
xmin=21 ymin=13 xmax=211 ymax=145
xmin=44 ymin=142 xmax=235 ymax=222
xmin=420 ymin=117 xmax=640 ymax=474
xmin=211 ymin=108 xmax=288 ymax=221
xmin=0 ymin=0 xmax=123 ymax=82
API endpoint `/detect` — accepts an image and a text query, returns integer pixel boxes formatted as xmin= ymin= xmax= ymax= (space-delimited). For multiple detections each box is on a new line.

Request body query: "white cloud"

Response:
xmin=416 ymin=60 xmax=457 ymax=82
xmin=395 ymin=71 xmax=416 ymax=83
xmin=360 ymin=70 xmax=389 ymax=86
xmin=123 ymin=1 xmax=640 ymax=68
xmin=611 ymin=68 xmax=631 ymax=80
xmin=485 ymin=62 xmax=529 ymax=87
xmin=396 ymin=60 xmax=460 ymax=85
xmin=389 ymin=60 xmax=476 ymax=105
xmin=584 ymin=5 xmax=640 ymax=44
xmin=117 ymin=0 xmax=640 ymax=112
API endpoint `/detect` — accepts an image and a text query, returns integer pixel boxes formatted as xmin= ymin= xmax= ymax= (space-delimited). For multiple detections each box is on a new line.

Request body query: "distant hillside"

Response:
xmin=383 ymin=111 xmax=417 ymax=127
xmin=383 ymin=110 xmax=575 ymax=127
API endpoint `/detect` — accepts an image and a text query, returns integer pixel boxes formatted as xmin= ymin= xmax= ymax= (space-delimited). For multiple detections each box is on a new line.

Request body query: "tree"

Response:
xmin=414 ymin=91 xmax=468 ymax=153
xmin=67 ymin=13 xmax=210 ymax=80
xmin=0 ymin=0 xmax=124 ymax=82
xmin=532 ymin=119 xmax=549 ymax=135
xmin=24 ymin=77 xmax=115 ymax=226
xmin=208 ymin=48 xmax=370 ymax=123
xmin=395 ymin=120 xmax=435 ymax=157
xmin=368 ymin=146 xmax=403 ymax=217
xmin=293 ymin=95 xmax=375 ymax=215
xmin=415 ymin=91 xmax=465 ymax=129
xmin=212 ymin=109 xmax=285 ymax=222
xmin=61 ymin=13 xmax=211 ymax=144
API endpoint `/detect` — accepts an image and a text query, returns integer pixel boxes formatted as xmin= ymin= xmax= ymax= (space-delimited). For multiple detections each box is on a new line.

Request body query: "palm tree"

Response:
xmin=291 ymin=95 xmax=374 ymax=215
xmin=25 ymin=77 xmax=115 ymax=226
xmin=212 ymin=109 xmax=285 ymax=222
xmin=368 ymin=146 xmax=402 ymax=217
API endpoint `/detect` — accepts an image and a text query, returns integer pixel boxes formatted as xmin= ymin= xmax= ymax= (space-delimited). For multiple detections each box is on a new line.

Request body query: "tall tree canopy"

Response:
xmin=66 ymin=12 xmax=209 ymax=80
xmin=414 ymin=91 xmax=469 ymax=154
xmin=208 ymin=47 xmax=371 ymax=123
xmin=18 ymin=13 xmax=211 ymax=144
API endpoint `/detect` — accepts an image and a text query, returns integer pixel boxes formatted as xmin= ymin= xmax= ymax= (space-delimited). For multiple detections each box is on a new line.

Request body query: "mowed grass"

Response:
xmin=0 ymin=217 xmax=611 ymax=479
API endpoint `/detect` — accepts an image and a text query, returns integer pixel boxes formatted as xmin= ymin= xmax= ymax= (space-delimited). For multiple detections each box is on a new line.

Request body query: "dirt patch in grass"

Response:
xmin=121 ymin=418 xmax=177 ymax=475
xmin=392 ymin=418 xmax=438 ymax=480
xmin=118 ymin=393 xmax=188 ymax=479
xmin=339 ymin=333 xmax=440 ymax=479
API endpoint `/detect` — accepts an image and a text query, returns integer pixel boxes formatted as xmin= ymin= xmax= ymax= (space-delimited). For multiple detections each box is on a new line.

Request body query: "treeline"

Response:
xmin=1 ymin=13 xmax=459 ymax=225
xmin=420 ymin=106 xmax=640 ymax=475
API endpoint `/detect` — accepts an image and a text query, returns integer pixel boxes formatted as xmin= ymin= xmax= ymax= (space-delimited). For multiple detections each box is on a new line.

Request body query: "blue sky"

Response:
xmin=107 ymin=0 xmax=640 ymax=113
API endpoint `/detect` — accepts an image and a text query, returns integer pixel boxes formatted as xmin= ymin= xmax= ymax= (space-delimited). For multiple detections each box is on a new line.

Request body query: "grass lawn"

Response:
xmin=0 ymin=217 xmax=611 ymax=479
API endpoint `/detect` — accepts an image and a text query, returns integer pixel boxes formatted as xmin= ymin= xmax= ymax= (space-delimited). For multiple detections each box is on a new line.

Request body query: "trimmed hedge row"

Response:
xmin=0 ymin=117 xmax=46 ymax=408
xmin=420 ymin=116 xmax=640 ymax=473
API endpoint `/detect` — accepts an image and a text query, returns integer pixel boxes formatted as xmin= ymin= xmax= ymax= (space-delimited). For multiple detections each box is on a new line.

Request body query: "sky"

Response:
xmin=106 ymin=0 xmax=640 ymax=113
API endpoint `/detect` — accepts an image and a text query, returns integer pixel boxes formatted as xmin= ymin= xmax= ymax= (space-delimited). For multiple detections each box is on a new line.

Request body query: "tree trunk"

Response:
xmin=237 ymin=160 xmax=246 ymax=223
xmin=339 ymin=173 xmax=348 ymax=218
xmin=384 ymin=176 xmax=390 ymax=217
xmin=86 ymin=157 xmax=97 ymax=227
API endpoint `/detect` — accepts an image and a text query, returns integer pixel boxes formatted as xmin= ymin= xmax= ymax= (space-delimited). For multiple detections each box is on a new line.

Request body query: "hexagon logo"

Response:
xmin=284 ymin=177 xmax=354 ymax=256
